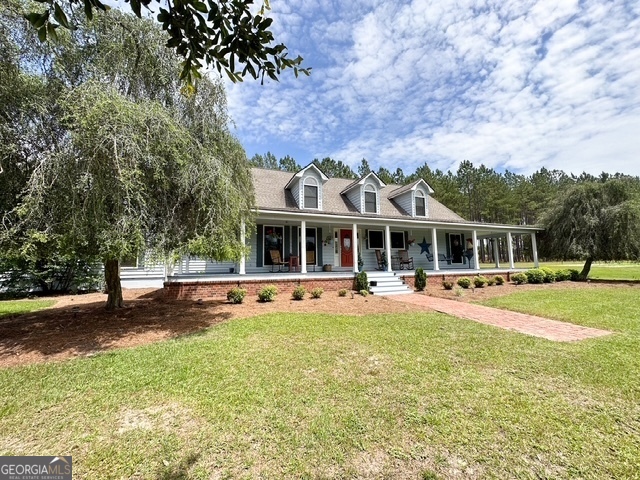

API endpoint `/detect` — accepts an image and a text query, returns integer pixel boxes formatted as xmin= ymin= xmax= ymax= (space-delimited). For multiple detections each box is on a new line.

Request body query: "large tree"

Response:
xmin=1 ymin=7 xmax=254 ymax=309
xmin=540 ymin=180 xmax=640 ymax=278
xmin=23 ymin=0 xmax=310 ymax=83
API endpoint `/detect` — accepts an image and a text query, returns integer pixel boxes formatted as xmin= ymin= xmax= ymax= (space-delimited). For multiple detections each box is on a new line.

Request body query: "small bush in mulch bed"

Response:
xmin=568 ymin=268 xmax=581 ymax=281
xmin=338 ymin=289 xmax=348 ymax=297
xmin=473 ymin=276 xmax=488 ymax=288
xmin=442 ymin=281 xmax=454 ymax=290
xmin=258 ymin=285 xmax=278 ymax=302
xmin=310 ymin=288 xmax=324 ymax=299
xmin=226 ymin=287 xmax=247 ymax=304
xmin=525 ymin=268 xmax=545 ymax=284
xmin=512 ymin=273 xmax=527 ymax=285
xmin=540 ymin=267 xmax=556 ymax=283
xmin=292 ymin=286 xmax=306 ymax=300
xmin=360 ymin=289 xmax=369 ymax=297
xmin=355 ymin=271 xmax=368 ymax=291
xmin=457 ymin=277 xmax=471 ymax=289
xmin=555 ymin=269 xmax=571 ymax=282
xmin=414 ymin=268 xmax=427 ymax=291
xmin=486 ymin=277 xmax=496 ymax=286
xmin=494 ymin=275 xmax=505 ymax=285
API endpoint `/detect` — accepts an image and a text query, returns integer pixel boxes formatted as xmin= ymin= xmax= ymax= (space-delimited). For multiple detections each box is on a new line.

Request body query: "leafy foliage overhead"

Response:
xmin=25 ymin=0 xmax=311 ymax=84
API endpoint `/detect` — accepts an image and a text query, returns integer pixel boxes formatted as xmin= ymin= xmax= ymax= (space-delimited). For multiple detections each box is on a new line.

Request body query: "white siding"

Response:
xmin=346 ymin=188 xmax=362 ymax=213
xmin=394 ymin=191 xmax=413 ymax=216
xmin=290 ymin=178 xmax=301 ymax=207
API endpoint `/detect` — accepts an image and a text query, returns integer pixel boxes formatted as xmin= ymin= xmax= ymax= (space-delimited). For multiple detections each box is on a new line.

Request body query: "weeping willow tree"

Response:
xmin=540 ymin=180 xmax=640 ymax=279
xmin=1 ymin=7 xmax=254 ymax=309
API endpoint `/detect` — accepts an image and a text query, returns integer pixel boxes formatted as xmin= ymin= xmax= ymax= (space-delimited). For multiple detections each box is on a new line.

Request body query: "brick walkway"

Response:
xmin=390 ymin=295 xmax=612 ymax=342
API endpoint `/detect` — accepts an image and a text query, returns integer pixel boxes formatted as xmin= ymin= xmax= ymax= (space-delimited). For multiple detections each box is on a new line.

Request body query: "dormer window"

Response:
xmin=415 ymin=191 xmax=426 ymax=216
xmin=364 ymin=184 xmax=377 ymax=213
xmin=303 ymin=177 xmax=319 ymax=209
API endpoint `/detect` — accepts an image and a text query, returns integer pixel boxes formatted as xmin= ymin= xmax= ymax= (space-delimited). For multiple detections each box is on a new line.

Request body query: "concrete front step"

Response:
xmin=365 ymin=270 xmax=413 ymax=295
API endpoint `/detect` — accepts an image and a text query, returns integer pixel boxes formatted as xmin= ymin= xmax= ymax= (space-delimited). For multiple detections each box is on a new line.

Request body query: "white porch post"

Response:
xmin=431 ymin=227 xmax=440 ymax=271
xmin=472 ymin=230 xmax=479 ymax=270
xmin=531 ymin=232 xmax=539 ymax=268
xmin=352 ymin=223 xmax=359 ymax=274
xmin=507 ymin=231 xmax=515 ymax=269
xmin=300 ymin=220 xmax=307 ymax=274
xmin=239 ymin=219 xmax=246 ymax=275
xmin=385 ymin=225 xmax=392 ymax=272
xmin=493 ymin=238 xmax=500 ymax=268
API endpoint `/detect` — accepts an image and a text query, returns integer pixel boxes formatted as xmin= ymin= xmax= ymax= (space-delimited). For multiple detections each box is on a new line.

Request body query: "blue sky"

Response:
xmin=223 ymin=0 xmax=640 ymax=177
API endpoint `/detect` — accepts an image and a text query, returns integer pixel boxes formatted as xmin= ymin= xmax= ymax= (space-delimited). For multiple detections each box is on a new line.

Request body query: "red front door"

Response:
xmin=340 ymin=229 xmax=353 ymax=267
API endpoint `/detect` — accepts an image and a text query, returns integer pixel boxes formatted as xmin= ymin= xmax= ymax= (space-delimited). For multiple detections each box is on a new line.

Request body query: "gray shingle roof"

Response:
xmin=252 ymin=168 xmax=467 ymax=223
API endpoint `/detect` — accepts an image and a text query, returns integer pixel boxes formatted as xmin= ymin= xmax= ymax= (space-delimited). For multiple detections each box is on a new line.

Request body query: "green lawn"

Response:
xmin=482 ymin=260 xmax=640 ymax=281
xmin=1 ymin=289 xmax=639 ymax=479
xmin=0 ymin=299 xmax=55 ymax=317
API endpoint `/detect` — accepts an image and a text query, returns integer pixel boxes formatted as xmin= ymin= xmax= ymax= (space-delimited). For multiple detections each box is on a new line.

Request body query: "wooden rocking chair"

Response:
xmin=375 ymin=250 xmax=385 ymax=270
xmin=306 ymin=250 xmax=316 ymax=272
xmin=398 ymin=250 xmax=414 ymax=270
xmin=269 ymin=250 xmax=288 ymax=272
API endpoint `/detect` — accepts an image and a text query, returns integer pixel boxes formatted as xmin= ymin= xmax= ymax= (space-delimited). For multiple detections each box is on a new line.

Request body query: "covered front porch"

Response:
xmin=228 ymin=213 xmax=540 ymax=276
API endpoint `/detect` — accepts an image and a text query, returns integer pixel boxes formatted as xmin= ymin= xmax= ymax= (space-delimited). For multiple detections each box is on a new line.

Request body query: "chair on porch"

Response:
xmin=398 ymin=250 xmax=414 ymax=270
xmin=438 ymin=253 xmax=452 ymax=265
xmin=269 ymin=250 xmax=288 ymax=272
xmin=375 ymin=250 xmax=385 ymax=270
xmin=306 ymin=250 xmax=316 ymax=272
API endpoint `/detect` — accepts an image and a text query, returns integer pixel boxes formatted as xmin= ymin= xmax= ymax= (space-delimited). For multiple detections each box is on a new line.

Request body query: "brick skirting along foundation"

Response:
xmin=165 ymin=271 xmax=516 ymax=300
xmin=164 ymin=277 xmax=356 ymax=300
xmin=400 ymin=271 xmax=512 ymax=289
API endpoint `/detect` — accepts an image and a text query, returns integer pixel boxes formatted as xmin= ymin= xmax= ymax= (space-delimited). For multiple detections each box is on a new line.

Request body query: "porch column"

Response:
xmin=239 ymin=219 xmax=246 ymax=275
xmin=507 ymin=231 xmax=515 ymax=269
xmin=531 ymin=232 xmax=539 ymax=268
xmin=300 ymin=220 xmax=307 ymax=274
xmin=352 ymin=223 xmax=359 ymax=273
xmin=385 ymin=225 xmax=392 ymax=272
xmin=493 ymin=238 xmax=500 ymax=268
xmin=472 ymin=230 xmax=480 ymax=270
xmin=431 ymin=227 xmax=439 ymax=271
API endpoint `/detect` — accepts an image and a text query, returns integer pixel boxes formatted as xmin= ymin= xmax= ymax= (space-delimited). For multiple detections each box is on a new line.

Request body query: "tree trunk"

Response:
xmin=104 ymin=258 xmax=124 ymax=310
xmin=579 ymin=257 xmax=593 ymax=280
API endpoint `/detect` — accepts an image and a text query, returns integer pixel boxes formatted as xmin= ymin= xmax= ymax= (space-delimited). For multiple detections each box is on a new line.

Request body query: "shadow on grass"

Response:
xmin=0 ymin=291 xmax=232 ymax=366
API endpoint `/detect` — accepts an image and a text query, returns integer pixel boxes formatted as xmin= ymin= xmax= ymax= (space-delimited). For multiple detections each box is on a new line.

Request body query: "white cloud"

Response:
xmin=224 ymin=0 xmax=640 ymax=176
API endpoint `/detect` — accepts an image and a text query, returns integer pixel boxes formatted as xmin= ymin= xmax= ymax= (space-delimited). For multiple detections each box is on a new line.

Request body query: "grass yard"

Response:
xmin=1 ymin=288 xmax=639 ymax=479
xmin=0 ymin=299 xmax=55 ymax=317
xmin=482 ymin=260 xmax=640 ymax=281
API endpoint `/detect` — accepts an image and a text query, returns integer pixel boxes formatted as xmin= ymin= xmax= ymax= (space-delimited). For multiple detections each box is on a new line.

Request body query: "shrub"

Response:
xmin=258 ymin=285 xmax=278 ymax=302
xmin=457 ymin=277 xmax=471 ymax=289
xmin=494 ymin=275 xmax=505 ymax=285
xmin=355 ymin=271 xmax=368 ymax=292
xmin=568 ymin=268 xmax=581 ymax=281
xmin=525 ymin=268 xmax=545 ymax=284
xmin=292 ymin=286 xmax=306 ymax=300
xmin=486 ymin=277 xmax=496 ymax=286
xmin=454 ymin=287 xmax=465 ymax=297
xmin=338 ymin=289 xmax=348 ymax=297
xmin=226 ymin=287 xmax=247 ymax=304
xmin=473 ymin=276 xmax=488 ymax=288
xmin=442 ymin=281 xmax=454 ymax=290
xmin=540 ymin=267 xmax=556 ymax=283
xmin=414 ymin=267 xmax=427 ymax=291
xmin=359 ymin=289 xmax=369 ymax=297
xmin=310 ymin=287 xmax=324 ymax=299
xmin=512 ymin=272 xmax=527 ymax=285
xmin=555 ymin=269 xmax=571 ymax=282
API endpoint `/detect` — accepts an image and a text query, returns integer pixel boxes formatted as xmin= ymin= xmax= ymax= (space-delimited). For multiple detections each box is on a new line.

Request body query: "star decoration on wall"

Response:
xmin=418 ymin=237 xmax=431 ymax=256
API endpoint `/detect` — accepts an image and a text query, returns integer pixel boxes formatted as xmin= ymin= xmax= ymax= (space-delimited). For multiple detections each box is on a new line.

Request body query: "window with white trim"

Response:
xmin=364 ymin=184 xmax=377 ymax=213
xmin=415 ymin=191 xmax=426 ymax=216
xmin=303 ymin=177 xmax=319 ymax=209
xmin=367 ymin=230 xmax=384 ymax=249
